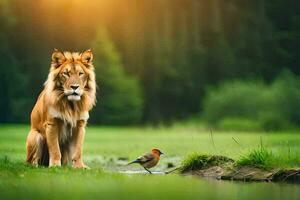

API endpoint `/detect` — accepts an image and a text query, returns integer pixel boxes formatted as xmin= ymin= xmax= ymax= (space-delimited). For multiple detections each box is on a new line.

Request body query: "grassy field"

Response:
xmin=0 ymin=125 xmax=300 ymax=200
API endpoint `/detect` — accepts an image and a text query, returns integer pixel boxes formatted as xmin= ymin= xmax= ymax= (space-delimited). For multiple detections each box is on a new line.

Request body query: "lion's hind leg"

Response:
xmin=26 ymin=130 xmax=48 ymax=166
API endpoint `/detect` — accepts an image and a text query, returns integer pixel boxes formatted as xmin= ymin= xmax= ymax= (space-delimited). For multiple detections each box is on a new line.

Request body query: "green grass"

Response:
xmin=0 ymin=125 xmax=300 ymax=200
xmin=236 ymin=147 xmax=273 ymax=169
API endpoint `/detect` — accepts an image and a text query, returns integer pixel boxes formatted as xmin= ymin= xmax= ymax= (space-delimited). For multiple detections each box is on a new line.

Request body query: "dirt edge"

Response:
xmin=180 ymin=155 xmax=300 ymax=183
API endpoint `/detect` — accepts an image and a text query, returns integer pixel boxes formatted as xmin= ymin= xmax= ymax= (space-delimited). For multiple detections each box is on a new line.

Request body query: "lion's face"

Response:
xmin=48 ymin=50 xmax=95 ymax=102
xmin=59 ymin=63 xmax=88 ymax=101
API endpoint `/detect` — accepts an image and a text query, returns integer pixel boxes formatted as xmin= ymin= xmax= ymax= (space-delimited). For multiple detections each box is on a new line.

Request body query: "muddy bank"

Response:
xmin=180 ymin=155 xmax=300 ymax=183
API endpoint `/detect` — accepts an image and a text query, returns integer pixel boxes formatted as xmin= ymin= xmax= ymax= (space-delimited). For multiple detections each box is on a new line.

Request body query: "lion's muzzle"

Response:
xmin=65 ymin=84 xmax=83 ymax=101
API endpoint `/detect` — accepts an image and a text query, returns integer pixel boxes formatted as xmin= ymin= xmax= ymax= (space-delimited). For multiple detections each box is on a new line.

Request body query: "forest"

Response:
xmin=0 ymin=0 xmax=299 ymax=129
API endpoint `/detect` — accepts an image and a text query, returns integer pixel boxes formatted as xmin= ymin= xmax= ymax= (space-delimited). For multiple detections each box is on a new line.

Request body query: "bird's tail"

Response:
xmin=127 ymin=159 xmax=140 ymax=165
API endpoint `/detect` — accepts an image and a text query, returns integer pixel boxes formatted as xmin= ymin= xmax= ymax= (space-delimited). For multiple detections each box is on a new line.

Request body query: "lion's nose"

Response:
xmin=70 ymin=85 xmax=79 ymax=90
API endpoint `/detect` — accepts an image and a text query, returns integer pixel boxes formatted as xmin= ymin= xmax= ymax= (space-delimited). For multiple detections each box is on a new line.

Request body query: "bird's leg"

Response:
xmin=143 ymin=167 xmax=152 ymax=174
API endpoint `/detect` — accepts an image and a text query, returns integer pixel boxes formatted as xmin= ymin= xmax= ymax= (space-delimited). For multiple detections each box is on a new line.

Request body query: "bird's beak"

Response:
xmin=160 ymin=152 xmax=164 ymax=155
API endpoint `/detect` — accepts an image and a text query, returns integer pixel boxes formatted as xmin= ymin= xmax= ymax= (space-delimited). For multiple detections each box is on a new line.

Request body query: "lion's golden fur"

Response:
xmin=26 ymin=50 xmax=96 ymax=168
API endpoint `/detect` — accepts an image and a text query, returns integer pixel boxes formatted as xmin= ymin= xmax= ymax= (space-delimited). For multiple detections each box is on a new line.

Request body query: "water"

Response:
xmin=117 ymin=170 xmax=300 ymax=200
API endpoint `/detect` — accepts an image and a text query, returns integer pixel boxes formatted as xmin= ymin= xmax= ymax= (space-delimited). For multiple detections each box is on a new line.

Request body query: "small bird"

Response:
xmin=128 ymin=148 xmax=164 ymax=174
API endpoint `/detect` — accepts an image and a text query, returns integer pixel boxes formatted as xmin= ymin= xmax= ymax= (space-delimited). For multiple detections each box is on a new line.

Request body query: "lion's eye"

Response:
xmin=63 ymin=71 xmax=69 ymax=76
xmin=79 ymin=72 xmax=84 ymax=76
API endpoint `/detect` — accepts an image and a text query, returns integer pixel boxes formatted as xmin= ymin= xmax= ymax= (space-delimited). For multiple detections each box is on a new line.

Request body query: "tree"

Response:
xmin=89 ymin=28 xmax=144 ymax=125
xmin=0 ymin=1 xmax=30 ymax=123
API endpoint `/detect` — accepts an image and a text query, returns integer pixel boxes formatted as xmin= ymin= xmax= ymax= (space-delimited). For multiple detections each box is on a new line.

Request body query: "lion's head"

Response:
xmin=45 ymin=49 xmax=96 ymax=111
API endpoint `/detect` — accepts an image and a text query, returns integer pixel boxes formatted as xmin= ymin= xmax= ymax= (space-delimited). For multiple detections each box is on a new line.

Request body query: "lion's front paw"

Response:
xmin=73 ymin=163 xmax=90 ymax=169
xmin=49 ymin=160 xmax=61 ymax=167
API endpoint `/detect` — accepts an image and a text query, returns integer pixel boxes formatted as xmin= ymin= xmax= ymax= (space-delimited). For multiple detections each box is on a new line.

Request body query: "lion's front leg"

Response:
xmin=71 ymin=120 xmax=88 ymax=169
xmin=45 ymin=120 xmax=62 ymax=167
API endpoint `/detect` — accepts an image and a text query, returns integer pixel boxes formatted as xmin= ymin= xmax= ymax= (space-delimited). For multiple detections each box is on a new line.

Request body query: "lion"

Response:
xmin=26 ymin=49 xmax=96 ymax=168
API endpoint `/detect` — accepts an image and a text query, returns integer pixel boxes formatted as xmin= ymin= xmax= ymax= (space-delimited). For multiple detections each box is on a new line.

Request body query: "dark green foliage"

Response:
xmin=202 ymin=80 xmax=269 ymax=125
xmin=89 ymin=29 xmax=143 ymax=125
xmin=202 ymin=71 xmax=300 ymax=130
xmin=258 ymin=113 xmax=289 ymax=132
xmin=0 ymin=1 xmax=31 ymax=123
xmin=271 ymin=71 xmax=300 ymax=125
xmin=259 ymin=71 xmax=300 ymax=130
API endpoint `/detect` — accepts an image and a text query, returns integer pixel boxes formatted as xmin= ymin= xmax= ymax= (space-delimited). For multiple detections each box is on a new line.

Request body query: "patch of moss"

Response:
xmin=180 ymin=153 xmax=234 ymax=172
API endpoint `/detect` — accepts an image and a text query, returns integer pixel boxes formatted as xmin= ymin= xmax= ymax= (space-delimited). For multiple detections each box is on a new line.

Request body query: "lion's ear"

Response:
xmin=81 ymin=49 xmax=93 ymax=64
xmin=51 ymin=49 xmax=66 ymax=66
